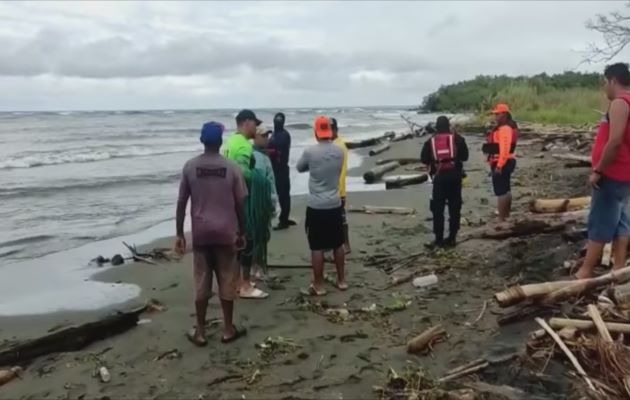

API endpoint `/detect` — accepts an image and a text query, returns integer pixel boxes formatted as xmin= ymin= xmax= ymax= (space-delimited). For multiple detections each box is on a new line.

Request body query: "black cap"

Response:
xmin=236 ymin=109 xmax=262 ymax=126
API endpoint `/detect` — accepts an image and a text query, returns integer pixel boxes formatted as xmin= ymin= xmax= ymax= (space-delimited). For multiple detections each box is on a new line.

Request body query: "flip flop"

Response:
xmin=335 ymin=282 xmax=349 ymax=291
xmin=186 ymin=329 xmax=208 ymax=347
xmin=302 ymin=284 xmax=327 ymax=297
xmin=239 ymin=287 xmax=269 ymax=299
xmin=221 ymin=325 xmax=247 ymax=344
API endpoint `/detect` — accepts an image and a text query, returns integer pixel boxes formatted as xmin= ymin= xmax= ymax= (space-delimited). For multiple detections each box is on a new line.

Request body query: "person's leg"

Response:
xmin=492 ymin=166 xmax=511 ymax=222
xmin=446 ymin=179 xmax=463 ymax=246
xmin=192 ymin=250 xmax=213 ymax=344
xmin=311 ymin=250 xmax=326 ymax=292
xmin=613 ymin=199 xmax=630 ymax=269
xmin=341 ymin=197 xmax=351 ymax=254
xmin=333 ymin=245 xmax=346 ymax=288
xmin=215 ymin=245 xmax=244 ymax=341
xmin=430 ymin=181 xmax=446 ymax=245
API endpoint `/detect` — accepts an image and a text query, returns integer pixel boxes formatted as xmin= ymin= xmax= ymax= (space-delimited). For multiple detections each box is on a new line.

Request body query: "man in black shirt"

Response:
xmin=420 ymin=116 xmax=469 ymax=248
xmin=268 ymin=112 xmax=296 ymax=230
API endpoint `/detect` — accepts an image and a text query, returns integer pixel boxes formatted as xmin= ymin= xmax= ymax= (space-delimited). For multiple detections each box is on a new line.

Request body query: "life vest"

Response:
xmin=431 ymin=132 xmax=456 ymax=172
xmin=483 ymin=122 xmax=518 ymax=162
xmin=592 ymin=93 xmax=630 ymax=181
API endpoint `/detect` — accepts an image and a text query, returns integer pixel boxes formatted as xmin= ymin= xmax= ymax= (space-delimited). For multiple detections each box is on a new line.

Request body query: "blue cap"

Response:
xmin=200 ymin=121 xmax=225 ymax=145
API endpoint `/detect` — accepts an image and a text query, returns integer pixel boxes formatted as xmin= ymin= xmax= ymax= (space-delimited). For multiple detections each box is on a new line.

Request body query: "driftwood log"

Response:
xmin=551 ymin=153 xmax=591 ymax=166
xmin=407 ymin=325 xmax=446 ymax=354
xmin=369 ymin=144 xmax=391 ymax=157
xmin=0 ymin=306 xmax=146 ymax=367
xmin=376 ymin=158 xmax=422 ymax=166
xmin=384 ymin=174 xmax=428 ymax=190
xmin=530 ymin=197 xmax=591 ymax=213
xmin=495 ymin=266 xmax=630 ymax=307
xmin=363 ymin=161 xmax=400 ymax=183
xmin=348 ymin=205 xmax=415 ymax=215
xmin=391 ymin=133 xmax=415 ymax=142
xmin=346 ymin=132 xmax=394 ymax=150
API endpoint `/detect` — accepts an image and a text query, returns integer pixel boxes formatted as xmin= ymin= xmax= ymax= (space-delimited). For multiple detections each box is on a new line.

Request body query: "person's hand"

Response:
xmin=589 ymin=171 xmax=602 ymax=189
xmin=174 ymin=235 xmax=186 ymax=256
xmin=493 ymin=167 xmax=502 ymax=176
xmin=236 ymin=234 xmax=247 ymax=250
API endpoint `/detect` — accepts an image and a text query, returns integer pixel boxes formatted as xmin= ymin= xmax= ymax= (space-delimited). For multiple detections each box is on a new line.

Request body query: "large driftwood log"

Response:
xmin=551 ymin=153 xmax=591 ymax=166
xmin=369 ymin=144 xmax=391 ymax=157
xmin=530 ymin=197 xmax=591 ymax=213
xmin=363 ymin=161 xmax=400 ymax=183
xmin=0 ymin=306 xmax=146 ymax=367
xmin=495 ymin=265 xmax=630 ymax=307
xmin=346 ymin=132 xmax=395 ymax=150
xmin=348 ymin=205 xmax=416 ymax=215
xmin=384 ymin=174 xmax=428 ymax=190
xmin=391 ymin=133 xmax=415 ymax=142
xmin=376 ymin=158 xmax=423 ymax=166
xmin=547 ymin=318 xmax=630 ymax=334
xmin=407 ymin=325 xmax=446 ymax=354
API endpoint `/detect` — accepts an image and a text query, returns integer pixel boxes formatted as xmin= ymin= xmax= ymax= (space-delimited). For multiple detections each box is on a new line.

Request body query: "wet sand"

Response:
xmin=1 ymin=132 xmax=590 ymax=399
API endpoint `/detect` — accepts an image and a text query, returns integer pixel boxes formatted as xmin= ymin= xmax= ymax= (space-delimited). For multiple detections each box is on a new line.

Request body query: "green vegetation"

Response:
xmin=421 ymin=72 xmax=607 ymax=125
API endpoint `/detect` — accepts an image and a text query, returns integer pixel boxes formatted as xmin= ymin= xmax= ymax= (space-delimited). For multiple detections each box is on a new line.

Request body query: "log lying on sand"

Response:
xmin=391 ymin=133 xmax=415 ymax=142
xmin=348 ymin=205 xmax=416 ymax=215
xmin=494 ymin=265 xmax=630 ymax=307
xmin=363 ymin=161 xmax=400 ymax=183
xmin=376 ymin=158 xmax=423 ymax=166
xmin=369 ymin=143 xmax=391 ymax=157
xmin=346 ymin=132 xmax=395 ymax=150
xmin=551 ymin=153 xmax=591 ymax=166
xmin=384 ymin=174 xmax=429 ymax=190
xmin=407 ymin=325 xmax=446 ymax=354
xmin=0 ymin=306 xmax=146 ymax=366
xmin=530 ymin=197 xmax=591 ymax=213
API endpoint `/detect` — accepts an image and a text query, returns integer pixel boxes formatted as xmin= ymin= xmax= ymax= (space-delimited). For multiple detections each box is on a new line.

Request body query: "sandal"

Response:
xmin=239 ymin=287 xmax=269 ymax=299
xmin=302 ymin=284 xmax=327 ymax=297
xmin=335 ymin=281 xmax=349 ymax=291
xmin=186 ymin=329 xmax=208 ymax=347
xmin=221 ymin=325 xmax=247 ymax=344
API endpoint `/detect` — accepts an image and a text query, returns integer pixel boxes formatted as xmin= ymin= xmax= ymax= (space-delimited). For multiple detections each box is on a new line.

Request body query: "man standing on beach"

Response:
xmin=575 ymin=63 xmax=630 ymax=279
xmin=269 ymin=112 xmax=296 ymax=230
xmin=297 ymin=116 xmax=346 ymax=295
xmin=175 ymin=121 xmax=248 ymax=345
xmin=421 ymin=116 xmax=469 ymax=249
xmin=223 ymin=109 xmax=268 ymax=299
xmin=331 ymin=118 xmax=351 ymax=254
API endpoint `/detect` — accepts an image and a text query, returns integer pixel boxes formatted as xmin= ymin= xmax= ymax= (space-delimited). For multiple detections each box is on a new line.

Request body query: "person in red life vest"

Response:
xmin=421 ymin=116 xmax=469 ymax=249
xmin=575 ymin=63 xmax=630 ymax=279
xmin=483 ymin=103 xmax=518 ymax=222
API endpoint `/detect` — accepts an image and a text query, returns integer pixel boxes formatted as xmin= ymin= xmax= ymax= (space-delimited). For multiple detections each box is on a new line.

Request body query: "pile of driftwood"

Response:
xmin=91 ymin=242 xmax=175 ymax=267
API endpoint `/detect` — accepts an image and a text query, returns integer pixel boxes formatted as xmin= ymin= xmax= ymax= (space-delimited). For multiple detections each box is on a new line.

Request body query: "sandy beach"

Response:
xmin=0 ymin=131 xmax=591 ymax=400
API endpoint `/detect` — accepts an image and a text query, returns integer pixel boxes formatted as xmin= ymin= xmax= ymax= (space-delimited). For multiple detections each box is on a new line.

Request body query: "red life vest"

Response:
xmin=592 ymin=92 xmax=630 ymax=181
xmin=431 ymin=132 xmax=456 ymax=171
xmin=485 ymin=121 xmax=519 ymax=154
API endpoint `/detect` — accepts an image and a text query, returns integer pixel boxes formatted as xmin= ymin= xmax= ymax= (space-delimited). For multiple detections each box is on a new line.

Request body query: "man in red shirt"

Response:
xmin=576 ymin=63 xmax=630 ymax=279
xmin=175 ymin=121 xmax=248 ymax=345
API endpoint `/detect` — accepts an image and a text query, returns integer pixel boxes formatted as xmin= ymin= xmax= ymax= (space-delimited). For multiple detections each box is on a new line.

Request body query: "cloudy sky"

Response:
xmin=0 ymin=1 xmax=624 ymax=111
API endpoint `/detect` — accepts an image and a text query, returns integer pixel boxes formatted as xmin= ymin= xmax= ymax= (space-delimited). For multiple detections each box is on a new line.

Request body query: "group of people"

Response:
xmin=173 ymin=62 xmax=630 ymax=346
xmin=174 ymin=111 xmax=349 ymax=345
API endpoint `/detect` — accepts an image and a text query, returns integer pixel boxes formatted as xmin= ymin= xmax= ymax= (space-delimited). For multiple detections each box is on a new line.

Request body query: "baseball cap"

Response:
xmin=314 ymin=115 xmax=333 ymax=139
xmin=236 ymin=109 xmax=262 ymax=126
xmin=491 ymin=103 xmax=510 ymax=114
xmin=200 ymin=121 xmax=225 ymax=145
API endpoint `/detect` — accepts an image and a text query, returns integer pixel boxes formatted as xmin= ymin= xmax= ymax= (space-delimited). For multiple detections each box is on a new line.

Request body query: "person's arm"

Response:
xmin=233 ymin=144 xmax=253 ymax=181
xmin=296 ymin=148 xmax=309 ymax=172
xmin=596 ymin=98 xmax=630 ymax=172
xmin=233 ymin=170 xmax=248 ymax=246
xmin=174 ymin=166 xmax=190 ymax=254
xmin=420 ymin=140 xmax=432 ymax=166
xmin=497 ymin=126 xmax=512 ymax=169
xmin=457 ymin=135 xmax=469 ymax=162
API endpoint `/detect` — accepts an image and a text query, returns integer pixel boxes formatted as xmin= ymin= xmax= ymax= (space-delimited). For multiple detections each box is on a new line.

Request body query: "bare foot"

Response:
xmin=336 ymin=281 xmax=348 ymax=291
xmin=573 ymin=269 xmax=591 ymax=280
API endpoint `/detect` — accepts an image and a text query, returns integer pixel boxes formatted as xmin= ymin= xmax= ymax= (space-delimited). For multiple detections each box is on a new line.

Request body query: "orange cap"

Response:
xmin=314 ymin=115 xmax=333 ymax=139
xmin=491 ymin=103 xmax=510 ymax=114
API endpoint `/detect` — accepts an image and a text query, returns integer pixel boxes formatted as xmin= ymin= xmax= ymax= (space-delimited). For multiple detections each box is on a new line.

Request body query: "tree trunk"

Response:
xmin=384 ymin=174 xmax=428 ymax=190
xmin=363 ymin=161 xmax=400 ymax=183
xmin=348 ymin=205 xmax=415 ymax=215
xmin=542 ymin=266 xmax=630 ymax=304
xmin=529 ymin=197 xmax=591 ymax=213
xmin=368 ymin=144 xmax=391 ymax=157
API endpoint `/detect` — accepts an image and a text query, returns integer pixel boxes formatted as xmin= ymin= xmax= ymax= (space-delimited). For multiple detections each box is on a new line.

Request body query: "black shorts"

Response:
xmin=341 ymin=197 xmax=347 ymax=226
xmin=305 ymin=206 xmax=344 ymax=251
xmin=492 ymin=158 xmax=516 ymax=196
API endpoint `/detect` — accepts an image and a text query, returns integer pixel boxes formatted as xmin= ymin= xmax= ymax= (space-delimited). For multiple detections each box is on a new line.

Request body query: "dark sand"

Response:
xmin=0 ymin=132 xmax=590 ymax=399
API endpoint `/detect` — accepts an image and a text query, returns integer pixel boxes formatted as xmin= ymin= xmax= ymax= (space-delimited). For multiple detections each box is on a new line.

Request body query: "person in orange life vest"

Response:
xmin=420 ymin=116 xmax=469 ymax=249
xmin=575 ymin=63 xmax=630 ymax=279
xmin=483 ymin=104 xmax=517 ymax=222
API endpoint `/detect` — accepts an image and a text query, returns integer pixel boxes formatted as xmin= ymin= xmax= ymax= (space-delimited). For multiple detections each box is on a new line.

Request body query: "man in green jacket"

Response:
xmin=223 ymin=109 xmax=268 ymax=299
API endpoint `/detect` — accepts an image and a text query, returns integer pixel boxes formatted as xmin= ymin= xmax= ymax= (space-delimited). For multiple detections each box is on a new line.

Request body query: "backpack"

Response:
xmin=431 ymin=133 xmax=456 ymax=172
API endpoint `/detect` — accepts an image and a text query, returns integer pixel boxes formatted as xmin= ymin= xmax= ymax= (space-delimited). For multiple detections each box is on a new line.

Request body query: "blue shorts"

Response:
xmin=588 ymin=177 xmax=630 ymax=242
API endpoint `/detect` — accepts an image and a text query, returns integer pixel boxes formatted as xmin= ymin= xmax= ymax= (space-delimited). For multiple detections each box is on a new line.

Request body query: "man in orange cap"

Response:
xmin=297 ymin=116 xmax=346 ymax=295
xmin=483 ymin=103 xmax=518 ymax=221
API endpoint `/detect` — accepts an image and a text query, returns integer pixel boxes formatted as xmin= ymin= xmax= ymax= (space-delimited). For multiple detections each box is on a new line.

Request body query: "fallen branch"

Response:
xmin=542 ymin=266 xmax=630 ymax=305
xmin=529 ymin=318 xmax=630 ymax=339
xmin=407 ymin=325 xmax=446 ymax=354
xmin=466 ymin=300 xmax=488 ymax=326
xmin=123 ymin=242 xmax=158 ymax=265
xmin=348 ymin=205 xmax=415 ymax=215
xmin=535 ymin=317 xmax=597 ymax=392
xmin=530 ymin=196 xmax=591 ymax=213
xmin=439 ymin=361 xmax=489 ymax=383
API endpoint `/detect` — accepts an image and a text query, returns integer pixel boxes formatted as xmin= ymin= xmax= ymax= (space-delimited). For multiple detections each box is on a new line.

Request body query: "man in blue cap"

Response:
xmin=175 ymin=121 xmax=248 ymax=346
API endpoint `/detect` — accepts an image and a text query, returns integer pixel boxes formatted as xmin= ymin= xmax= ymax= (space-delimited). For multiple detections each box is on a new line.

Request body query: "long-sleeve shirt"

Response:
xmin=222 ymin=132 xmax=253 ymax=182
xmin=420 ymin=133 xmax=469 ymax=181
xmin=493 ymin=125 xmax=513 ymax=169
xmin=253 ymin=147 xmax=279 ymax=211
xmin=268 ymin=129 xmax=291 ymax=170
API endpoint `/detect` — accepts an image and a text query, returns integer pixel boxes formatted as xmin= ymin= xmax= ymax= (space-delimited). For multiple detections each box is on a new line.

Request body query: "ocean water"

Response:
xmin=0 ymin=107 xmax=440 ymax=315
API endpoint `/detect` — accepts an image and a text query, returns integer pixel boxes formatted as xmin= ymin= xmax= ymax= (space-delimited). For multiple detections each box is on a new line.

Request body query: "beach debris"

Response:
xmin=207 ymin=373 xmax=243 ymax=387
xmin=374 ymin=366 xmax=477 ymax=400
xmin=122 ymin=242 xmax=158 ymax=265
xmin=438 ymin=358 xmax=490 ymax=383
xmin=0 ymin=305 xmax=146 ymax=367
xmin=154 ymin=348 xmax=182 ymax=362
xmin=407 ymin=325 xmax=447 ymax=354
xmin=384 ymin=173 xmax=428 ymax=190
xmin=345 ymin=132 xmax=394 ymax=149
xmin=465 ymin=300 xmax=488 ymax=327
xmin=98 ymin=366 xmax=111 ymax=383
xmin=385 ymin=293 xmax=412 ymax=312
xmin=369 ymin=143 xmax=391 ymax=157
xmin=380 ymin=272 xmax=416 ymax=290
xmin=348 ymin=205 xmax=415 ymax=215
xmin=146 ymin=298 xmax=167 ymax=313
xmin=376 ymin=157 xmax=422 ymax=166
xmin=363 ymin=161 xmax=400 ymax=184
xmin=111 ymin=254 xmax=125 ymax=266
xmin=530 ymin=196 xmax=591 ymax=214
xmin=247 ymin=369 xmax=261 ymax=385
xmin=91 ymin=255 xmax=110 ymax=267
xmin=0 ymin=366 xmax=22 ymax=386
xmin=339 ymin=331 xmax=369 ymax=343
xmin=256 ymin=337 xmax=300 ymax=362
xmin=412 ymin=273 xmax=439 ymax=289
xmin=551 ymin=153 xmax=591 ymax=166
xmin=400 ymin=114 xmax=430 ymax=137
xmin=325 ymin=308 xmax=351 ymax=322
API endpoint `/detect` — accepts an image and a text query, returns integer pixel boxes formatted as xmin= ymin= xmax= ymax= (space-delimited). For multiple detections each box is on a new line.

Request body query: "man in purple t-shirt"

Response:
xmin=175 ymin=121 xmax=248 ymax=346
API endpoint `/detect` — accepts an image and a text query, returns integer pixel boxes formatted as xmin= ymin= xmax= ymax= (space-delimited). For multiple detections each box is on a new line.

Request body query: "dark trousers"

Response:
xmin=431 ymin=176 xmax=462 ymax=242
xmin=274 ymin=166 xmax=291 ymax=224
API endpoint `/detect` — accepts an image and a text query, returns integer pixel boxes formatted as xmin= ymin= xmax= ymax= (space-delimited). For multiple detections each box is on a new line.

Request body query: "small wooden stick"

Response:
xmin=535 ymin=318 xmax=597 ymax=392
xmin=438 ymin=361 xmax=489 ymax=383
xmin=587 ymin=305 xmax=613 ymax=342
